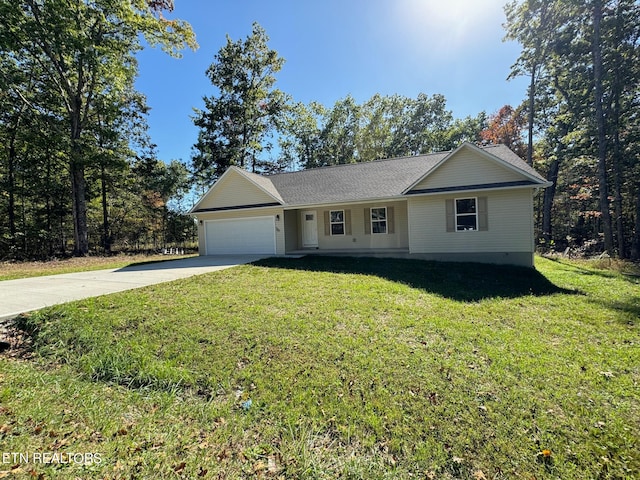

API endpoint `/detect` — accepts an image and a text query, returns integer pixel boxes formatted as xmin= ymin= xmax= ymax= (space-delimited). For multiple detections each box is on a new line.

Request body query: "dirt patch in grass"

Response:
xmin=0 ymin=318 xmax=34 ymax=360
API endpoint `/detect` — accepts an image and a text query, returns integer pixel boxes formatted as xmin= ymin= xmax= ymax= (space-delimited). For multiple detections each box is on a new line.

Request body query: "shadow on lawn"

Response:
xmin=253 ymin=256 xmax=576 ymax=302
xmin=590 ymin=295 xmax=640 ymax=327
xmin=543 ymin=256 xmax=640 ymax=285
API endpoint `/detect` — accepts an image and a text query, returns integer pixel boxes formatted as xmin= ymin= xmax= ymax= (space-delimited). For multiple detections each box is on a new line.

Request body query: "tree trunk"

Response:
xmin=20 ymin=175 xmax=27 ymax=254
xmin=592 ymin=0 xmax=614 ymax=255
xmin=45 ymin=148 xmax=54 ymax=257
xmin=71 ymin=163 xmax=89 ymax=256
xmin=101 ymin=163 xmax=111 ymax=253
xmin=527 ymin=63 xmax=536 ymax=166
xmin=611 ymin=113 xmax=625 ymax=259
xmin=630 ymin=182 xmax=640 ymax=261
xmin=70 ymin=105 xmax=89 ymax=256
xmin=6 ymin=105 xmax=26 ymax=251
xmin=610 ymin=5 xmax=626 ymax=258
xmin=542 ymin=158 xmax=560 ymax=249
xmin=7 ymin=128 xmax=18 ymax=247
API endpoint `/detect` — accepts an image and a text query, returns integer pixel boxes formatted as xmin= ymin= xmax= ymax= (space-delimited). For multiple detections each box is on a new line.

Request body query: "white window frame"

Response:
xmin=455 ymin=197 xmax=478 ymax=231
xmin=330 ymin=209 xmax=345 ymax=236
xmin=371 ymin=206 xmax=388 ymax=235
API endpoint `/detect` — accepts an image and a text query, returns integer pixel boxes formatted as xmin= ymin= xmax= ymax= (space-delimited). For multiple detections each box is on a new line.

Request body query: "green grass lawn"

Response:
xmin=0 ymin=256 xmax=638 ymax=479
xmin=0 ymin=253 xmax=196 ymax=281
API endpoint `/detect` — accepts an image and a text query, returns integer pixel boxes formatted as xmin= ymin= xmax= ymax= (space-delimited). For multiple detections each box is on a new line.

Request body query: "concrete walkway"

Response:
xmin=0 ymin=255 xmax=266 ymax=321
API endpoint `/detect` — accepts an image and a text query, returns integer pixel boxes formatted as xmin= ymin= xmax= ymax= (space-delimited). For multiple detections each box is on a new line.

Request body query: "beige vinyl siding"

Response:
xmin=314 ymin=201 xmax=409 ymax=250
xmin=283 ymin=210 xmax=299 ymax=252
xmin=196 ymin=170 xmax=278 ymax=210
xmin=196 ymin=207 xmax=285 ymax=255
xmin=411 ymin=149 xmax=525 ymax=191
xmin=408 ymin=189 xmax=534 ymax=253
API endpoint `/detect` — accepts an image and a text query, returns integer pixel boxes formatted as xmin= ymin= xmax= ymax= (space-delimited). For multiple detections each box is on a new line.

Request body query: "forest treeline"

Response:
xmin=503 ymin=0 xmax=640 ymax=259
xmin=0 ymin=0 xmax=197 ymax=259
xmin=1 ymin=1 xmax=639 ymax=260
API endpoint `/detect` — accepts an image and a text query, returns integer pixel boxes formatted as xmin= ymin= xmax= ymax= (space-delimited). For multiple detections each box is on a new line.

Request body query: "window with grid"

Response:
xmin=455 ymin=198 xmax=477 ymax=231
xmin=371 ymin=207 xmax=387 ymax=234
xmin=330 ymin=210 xmax=345 ymax=235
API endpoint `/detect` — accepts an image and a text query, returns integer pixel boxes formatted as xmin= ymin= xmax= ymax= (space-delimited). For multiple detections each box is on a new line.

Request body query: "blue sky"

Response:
xmin=134 ymin=0 xmax=527 ymax=163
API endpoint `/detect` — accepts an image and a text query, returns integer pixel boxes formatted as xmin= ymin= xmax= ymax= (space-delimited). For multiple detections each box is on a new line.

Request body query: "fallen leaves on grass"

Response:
xmin=0 ymin=467 xmax=22 ymax=478
xmin=537 ymin=449 xmax=554 ymax=466
xmin=251 ymin=455 xmax=281 ymax=476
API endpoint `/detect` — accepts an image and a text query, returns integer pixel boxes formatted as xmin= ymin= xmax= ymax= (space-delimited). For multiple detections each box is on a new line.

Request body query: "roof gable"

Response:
xmin=190 ymin=166 xmax=283 ymax=213
xmin=191 ymin=144 xmax=549 ymax=213
xmin=405 ymin=142 xmax=548 ymax=194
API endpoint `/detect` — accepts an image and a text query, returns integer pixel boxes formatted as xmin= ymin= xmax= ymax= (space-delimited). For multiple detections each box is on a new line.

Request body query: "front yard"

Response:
xmin=0 ymin=256 xmax=638 ymax=478
xmin=0 ymin=253 xmax=196 ymax=281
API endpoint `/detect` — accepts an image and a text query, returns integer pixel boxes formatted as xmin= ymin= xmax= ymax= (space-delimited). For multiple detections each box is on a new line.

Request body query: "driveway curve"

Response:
xmin=0 ymin=255 xmax=266 ymax=321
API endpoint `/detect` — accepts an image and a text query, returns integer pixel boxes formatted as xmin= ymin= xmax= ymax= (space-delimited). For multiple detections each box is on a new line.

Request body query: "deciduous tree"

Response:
xmin=0 ymin=0 xmax=196 ymax=255
xmin=505 ymin=0 xmax=640 ymax=257
xmin=480 ymin=105 xmax=527 ymax=157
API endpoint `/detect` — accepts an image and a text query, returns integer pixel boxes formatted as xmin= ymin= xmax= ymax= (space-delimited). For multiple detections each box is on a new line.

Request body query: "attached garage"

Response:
xmin=204 ymin=216 xmax=276 ymax=255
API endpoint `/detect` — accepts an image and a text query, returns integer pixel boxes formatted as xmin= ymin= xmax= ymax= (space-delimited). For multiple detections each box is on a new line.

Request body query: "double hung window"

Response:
xmin=330 ymin=210 xmax=345 ymax=235
xmin=455 ymin=198 xmax=477 ymax=231
xmin=371 ymin=207 xmax=387 ymax=234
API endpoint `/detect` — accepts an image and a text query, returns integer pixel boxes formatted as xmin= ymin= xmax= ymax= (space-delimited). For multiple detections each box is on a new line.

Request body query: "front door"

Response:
xmin=302 ymin=210 xmax=318 ymax=247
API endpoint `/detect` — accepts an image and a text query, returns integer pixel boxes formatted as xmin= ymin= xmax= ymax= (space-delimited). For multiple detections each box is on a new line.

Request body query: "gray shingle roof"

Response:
xmin=267 ymin=152 xmax=449 ymax=206
xmin=260 ymin=143 xmax=547 ymax=206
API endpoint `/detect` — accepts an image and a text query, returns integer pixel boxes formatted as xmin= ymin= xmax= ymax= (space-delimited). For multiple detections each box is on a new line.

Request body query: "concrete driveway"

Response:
xmin=0 ymin=255 xmax=266 ymax=321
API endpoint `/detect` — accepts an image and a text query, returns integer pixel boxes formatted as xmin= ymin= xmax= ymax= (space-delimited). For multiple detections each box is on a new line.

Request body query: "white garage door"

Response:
xmin=205 ymin=216 xmax=276 ymax=255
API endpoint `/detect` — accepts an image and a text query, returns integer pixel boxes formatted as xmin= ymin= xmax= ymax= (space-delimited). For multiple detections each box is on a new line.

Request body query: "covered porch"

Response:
xmin=282 ymin=200 xmax=409 ymax=255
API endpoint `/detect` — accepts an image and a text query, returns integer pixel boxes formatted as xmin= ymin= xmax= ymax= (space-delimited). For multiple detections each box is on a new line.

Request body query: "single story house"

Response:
xmin=189 ymin=142 xmax=551 ymax=267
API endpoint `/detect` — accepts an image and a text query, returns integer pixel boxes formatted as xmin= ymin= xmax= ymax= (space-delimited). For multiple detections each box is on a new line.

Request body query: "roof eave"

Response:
xmin=190 ymin=195 xmax=407 ymax=214
xmin=189 ymin=202 xmax=283 ymax=215
xmin=405 ymin=180 xmax=552 ymax=197
xmin=281 ymin=195 xmax=407 ymax=211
